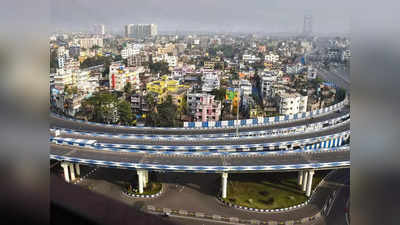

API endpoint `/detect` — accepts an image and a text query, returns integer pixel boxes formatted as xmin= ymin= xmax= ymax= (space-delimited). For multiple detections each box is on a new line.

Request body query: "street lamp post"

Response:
xmin=236 ymin=81 xmax=240 ymax=137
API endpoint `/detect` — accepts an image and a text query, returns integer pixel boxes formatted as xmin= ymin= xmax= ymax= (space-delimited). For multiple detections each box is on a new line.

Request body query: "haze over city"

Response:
xmin=51 ymin=0 xmax=350 ymax=34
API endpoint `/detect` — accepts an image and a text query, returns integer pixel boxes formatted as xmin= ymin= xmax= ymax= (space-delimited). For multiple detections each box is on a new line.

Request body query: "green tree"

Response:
xmin=80 ymin=56 xmax=112 ymax=69
xmin=118 ymin=100 xmax=133 ymax=125
xmin=157 ymin=95 xmax=178 ymax=127
xmin=211 ymin=88 xmax=227 ymax=101
xmin=83 ymin=92 xmax=118 ymax=124
xmin=98 ymin=93 xmax=118 ymax=124
xmin=64 ymin=85 xmax=78 ymax=96
xmin=149 ymin=61 xmax=169 ymax=75
xmin=124 ymin=82 xmax=132 ymax=95
xmin=311 ymin=77 xmax=324 ymax=87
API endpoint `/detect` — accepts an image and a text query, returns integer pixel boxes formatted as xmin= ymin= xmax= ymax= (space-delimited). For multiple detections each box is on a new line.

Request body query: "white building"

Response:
xmin=166 ymin=55 xmax=177 ymax=67
xmin=153 ymin=54 xmax=177 ymax=67
xmin=260 ymin=72 xmax=277 ymax=98
xmin=242 ymin=54 xmax=260 ymax=63
xmin=341 ymin=49 xmax=351 ymax=61
xmin=108 ymin=63 xmax=141 ymax=91
xmin=201 ymin=72 xmax=220 ymax=92
xmin=54 ymin=69 xmax=73 ymax=91
xmin=93 ymin=24 xmax=105 ymax=35
xmin=121 ymin=43 xmax=142 ymax=59
xmin=57 ymin=46 xmax=69 ymax=69
xmin=77 ymin=37 xmax=103 ymax=49
xmin=239 ymin=79 xmax=252 ymax=96
xmin=277 ymin=92 xmax=308 ymax=115
xmin=264 ymin=53 xmax=280 ymax=63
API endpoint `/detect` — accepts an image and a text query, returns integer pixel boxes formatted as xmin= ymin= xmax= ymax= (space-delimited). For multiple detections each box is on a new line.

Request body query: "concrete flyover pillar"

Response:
xmin=302 ymin=170 xmax=308 ymax=192
xmin=144 ymin=170 xmax=149 ymax=188
xmin=137 ymin=170 xmax=146 ymax=194
xmin=60 ymin=162 xmax=70 ymax=183
xmin=306 ymin=170 xmax=315 ymax=197
xmin=69 ymin=163 xmax=76 ymax=181
xmin=298 ymin=171 xmax=304 ymax=186
xmin=221 ymin=172 xmax=228 ymax=199
xmin=75 ymin=163 xmax=80 ymax=176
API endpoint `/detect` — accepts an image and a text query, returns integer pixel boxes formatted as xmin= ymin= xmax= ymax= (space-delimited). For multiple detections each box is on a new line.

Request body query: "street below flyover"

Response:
xmin=60 ymin=165 xmax=349 ymax=225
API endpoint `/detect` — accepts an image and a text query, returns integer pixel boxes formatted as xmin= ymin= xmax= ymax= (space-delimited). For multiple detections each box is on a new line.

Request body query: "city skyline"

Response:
xmin=51 ymin=0 xmax=350 ymax=34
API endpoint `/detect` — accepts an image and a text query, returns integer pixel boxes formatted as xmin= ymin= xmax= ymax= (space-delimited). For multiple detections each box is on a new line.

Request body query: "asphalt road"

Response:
xmin=53 ymin=122 xmax=349 ymax=146
xmin=57 ymin=166 xmax=349 ymax=224
xmin=50 ymin=144 xmax=349 ymax=169
xmin=49 ymin=106 xmax=349 ymax=135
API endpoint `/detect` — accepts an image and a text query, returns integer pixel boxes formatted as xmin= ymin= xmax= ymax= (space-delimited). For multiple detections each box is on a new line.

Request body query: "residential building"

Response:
xmin=131 ymin=90 xmax=150 ymax=113
xmin=127 ymin=53 xmax=149 ymax=67
xmin=93 ymin=24 xmax=105 ymax=35
xmin=239 ymin=79 xmax=252 ymax=96
xmin=260 ymin=72 xmax=277 ymax=99
xmin=277 ymin=92 xmax=308 ymax=115
xmin=153 ymin=54 xmax=177 ymax=67
xmin=187 ymin=93 xmax=221 ymax=122
xmin=146 ymin=75 xmax=189 ymax=104
xmin=201 ymin=72 xmax=220 ymax=92
xmin=78 ymin=37 xmax=103 ymax=49
xmin=108 ymin=63 xmax=141 ymax=91
xmin=57 ymin=46 xmax=69 ymax=69
xmin=121 ymin=43 xmax=143 ymax=59
xmin=242 ymin=54 xmax=260 ymax=63
xmin=68 ymin=45 xmax=80 ymax=58
xmin=54 ymin=69 xmax=73 ymax=91
xmin=125 ymin=24 xmax=157 ymax=38
xmin=264 ymin=52 xmax=280 ymax=63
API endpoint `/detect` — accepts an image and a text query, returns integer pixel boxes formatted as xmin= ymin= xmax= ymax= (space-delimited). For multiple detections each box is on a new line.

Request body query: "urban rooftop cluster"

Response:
xmin=50 ymin=24 xmax=349 ymax=127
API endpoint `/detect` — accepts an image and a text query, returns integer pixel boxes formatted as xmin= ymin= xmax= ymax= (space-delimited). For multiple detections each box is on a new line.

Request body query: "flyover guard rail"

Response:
xmin=50 ymin=99 xmax=347 ymax=131
xmin=51 ymin=113 xmax=349 ymax=140
xmin=184 ymin=99 xmax=348 ymax=128
xmin=49 ymin=130 xmax=349 ymax=152
xmin=49 ymin=153 xmax=350 ymax=172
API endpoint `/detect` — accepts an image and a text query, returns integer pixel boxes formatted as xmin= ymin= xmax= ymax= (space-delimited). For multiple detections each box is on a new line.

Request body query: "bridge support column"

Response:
xmin=302 ymin=170 xmax=308 ymax=192
xmin=221 ymin=172 xmax=228 ymax=199
xmin=61 ymin=162 xmax=70 ymax=183
xmin=75 ymin=164 xmax=80 ymax=176
xmin=143 ymin=170 xmax=149 ymax=188
xmin=298 ymin=171 xmax=304 ymax=186
xmin=69 ymin=163 xmax=76 ymax=181
xmin=137 ymin=170 xmax=146 ymax=194
xmin=306 ymin=170 xmax=315 ymax=197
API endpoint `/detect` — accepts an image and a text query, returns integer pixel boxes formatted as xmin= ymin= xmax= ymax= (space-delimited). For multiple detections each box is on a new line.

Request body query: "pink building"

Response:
xmin=193 ymin=94 xmax=221 ymax=122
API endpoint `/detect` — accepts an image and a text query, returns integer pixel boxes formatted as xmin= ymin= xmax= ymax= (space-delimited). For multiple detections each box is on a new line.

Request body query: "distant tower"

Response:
xmin=93 ymin=24 xmax=105 ymax=35
xmin=303 ymin=15 xmax=313 ymax=37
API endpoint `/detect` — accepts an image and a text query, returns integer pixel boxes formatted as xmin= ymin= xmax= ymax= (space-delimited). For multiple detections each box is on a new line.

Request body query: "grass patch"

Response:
xmin=126 ymin=182 xmax=162 ymax=195
xmin=225 ymin=171 xmax=328 ymax=209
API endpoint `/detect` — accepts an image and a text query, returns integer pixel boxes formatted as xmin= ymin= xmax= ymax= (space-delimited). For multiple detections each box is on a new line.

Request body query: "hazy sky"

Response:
xmin=51 ymin=0 xmax=351 ymax=34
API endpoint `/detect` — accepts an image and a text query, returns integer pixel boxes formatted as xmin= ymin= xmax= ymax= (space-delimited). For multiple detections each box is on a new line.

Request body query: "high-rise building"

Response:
xmin=93 ymin=24 xmax=105 ymax=35
xmin=124 ymin=24 xmax=133 ymax=38
xmin=124 ymin=24 xmax=157 ymax=38
xmin=303 ymin=15 xmax=313 ymax=36
xmin=77 ymin=37 xmax=103 ymax=49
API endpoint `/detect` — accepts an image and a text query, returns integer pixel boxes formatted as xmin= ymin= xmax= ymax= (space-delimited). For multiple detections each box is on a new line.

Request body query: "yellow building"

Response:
xmin=169 ymin=88 xmax=187 ymax=111
xmin=146 ymin=76 xmax=189 ymax=104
